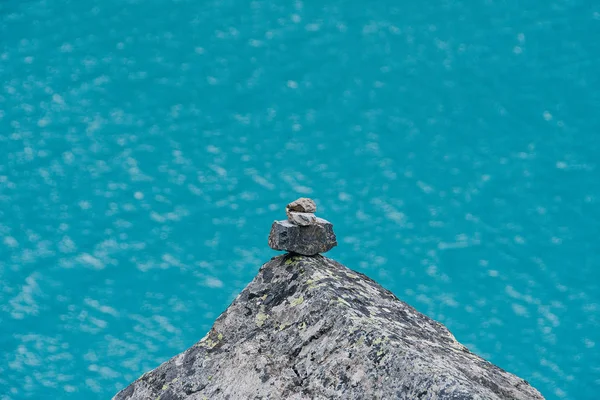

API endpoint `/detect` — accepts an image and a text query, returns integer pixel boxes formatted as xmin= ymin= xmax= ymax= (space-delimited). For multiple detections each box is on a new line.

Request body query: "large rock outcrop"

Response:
xmin=114 ymin=254 xmax=543 ymax=400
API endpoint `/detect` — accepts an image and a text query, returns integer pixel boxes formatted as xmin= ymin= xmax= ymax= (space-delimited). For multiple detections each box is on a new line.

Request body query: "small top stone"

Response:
xmin=286 ymin=197 xmax=317 ymax=213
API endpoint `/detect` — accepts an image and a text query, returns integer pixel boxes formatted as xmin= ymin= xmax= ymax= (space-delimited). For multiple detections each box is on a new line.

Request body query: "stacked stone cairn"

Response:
xmin=268 ymin=198 xmax=337 ymax=256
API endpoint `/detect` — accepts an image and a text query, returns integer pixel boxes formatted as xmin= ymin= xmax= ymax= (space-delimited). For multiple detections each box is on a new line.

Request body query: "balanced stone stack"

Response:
xmin=268 ymin=198 xmax=337 ymax=256
xmin=115 ymin=198 xmax=544 ymax=400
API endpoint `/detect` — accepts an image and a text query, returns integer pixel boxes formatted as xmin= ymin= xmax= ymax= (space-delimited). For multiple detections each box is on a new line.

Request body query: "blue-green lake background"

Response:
xmin=1 ymin=0 xmax=599 ymax=398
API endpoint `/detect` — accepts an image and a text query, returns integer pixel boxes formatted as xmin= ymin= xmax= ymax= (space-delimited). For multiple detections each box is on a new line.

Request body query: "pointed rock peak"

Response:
xmin=114 ymin=255 xmax=544 ymax=400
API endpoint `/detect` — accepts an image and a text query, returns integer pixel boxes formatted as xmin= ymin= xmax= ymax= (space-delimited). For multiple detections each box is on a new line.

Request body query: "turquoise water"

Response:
xmin=1 ymin=0 xmax=599 ymax=398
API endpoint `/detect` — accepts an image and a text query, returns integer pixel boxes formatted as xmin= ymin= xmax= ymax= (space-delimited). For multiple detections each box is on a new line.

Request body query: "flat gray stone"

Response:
xmin=114 ymin=255 xmax=544 ymax=400
xmin=268 ymin=218 xmax=337 ymax=255
xmin=287 ymin=211 xmax=317 ymax=226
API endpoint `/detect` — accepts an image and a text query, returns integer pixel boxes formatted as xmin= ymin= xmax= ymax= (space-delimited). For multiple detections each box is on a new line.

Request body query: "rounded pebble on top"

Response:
xmin=286 ymin=198 xmax=317 ymax=213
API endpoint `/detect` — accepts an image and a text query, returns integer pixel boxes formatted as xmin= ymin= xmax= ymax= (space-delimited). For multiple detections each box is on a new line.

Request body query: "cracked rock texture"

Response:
xmin=268 ymin=218 xmax=337 ymax=255
xmin=114 ymin=255 xmax=544 ymax=400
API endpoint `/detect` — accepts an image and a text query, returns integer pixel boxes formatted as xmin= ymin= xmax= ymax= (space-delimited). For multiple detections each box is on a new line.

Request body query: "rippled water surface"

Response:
xmin=1 ymin=0 xmax=599 ymax=398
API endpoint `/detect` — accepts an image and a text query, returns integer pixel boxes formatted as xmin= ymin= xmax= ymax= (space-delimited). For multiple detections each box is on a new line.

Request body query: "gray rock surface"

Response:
xmin=114 ymin=255 xmax=544 ymax=400
xmin=287 ymin=211 xmax=317 ymax=226
xmin=268 ymin=218 xmax=337 ymax=255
